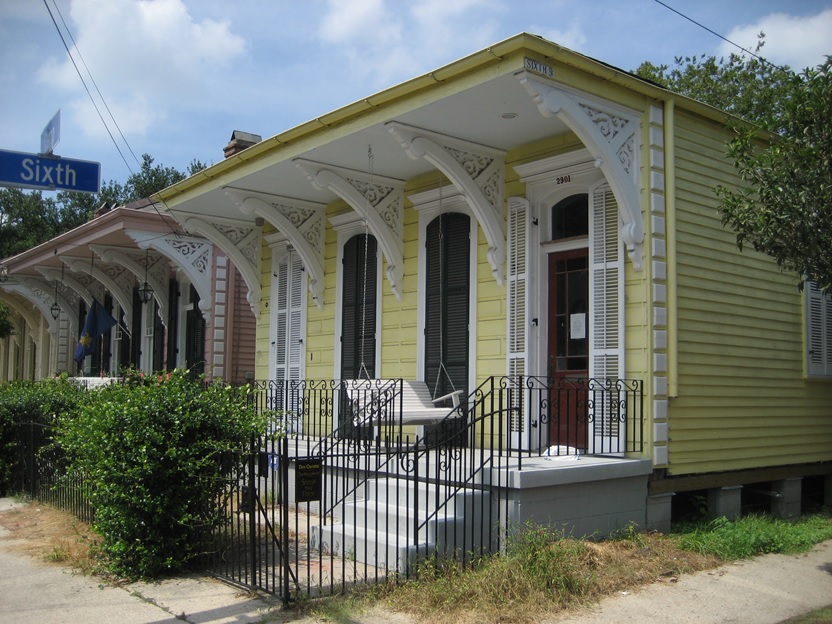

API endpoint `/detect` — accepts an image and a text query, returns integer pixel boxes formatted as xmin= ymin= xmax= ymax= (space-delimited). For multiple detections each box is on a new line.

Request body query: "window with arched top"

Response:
xmin=551 ymin=194 xmax=589 ymax=240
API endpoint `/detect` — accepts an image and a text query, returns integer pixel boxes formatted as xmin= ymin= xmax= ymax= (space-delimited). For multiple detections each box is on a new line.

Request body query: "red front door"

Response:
xmin=547 ymin=248 xmax=589 ymax=450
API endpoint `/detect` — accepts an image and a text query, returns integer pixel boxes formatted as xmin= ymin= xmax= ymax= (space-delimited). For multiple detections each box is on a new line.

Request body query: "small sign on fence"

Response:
xmin=295 ymin=457 xmax=322 ymax=502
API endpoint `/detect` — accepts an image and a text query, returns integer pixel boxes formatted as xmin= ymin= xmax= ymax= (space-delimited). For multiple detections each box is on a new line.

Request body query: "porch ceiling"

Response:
xmin=160 ymin=71 xmax=572 ymax=222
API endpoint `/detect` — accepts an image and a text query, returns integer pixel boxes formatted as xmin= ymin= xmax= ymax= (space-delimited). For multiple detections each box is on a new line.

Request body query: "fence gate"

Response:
xmin=207 ymin=435 xmax=296 ymax=603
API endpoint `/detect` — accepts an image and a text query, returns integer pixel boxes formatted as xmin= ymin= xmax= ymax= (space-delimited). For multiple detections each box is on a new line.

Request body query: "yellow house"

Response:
xmin=152 ymin=32 xmax=832 ymax=564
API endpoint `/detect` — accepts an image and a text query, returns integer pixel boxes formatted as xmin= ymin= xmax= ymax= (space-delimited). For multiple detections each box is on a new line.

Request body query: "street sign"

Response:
xmin=41 ymin=110 xmax=61 ymax=155
xmin=0 ymin=149 xmax=100 ymax=194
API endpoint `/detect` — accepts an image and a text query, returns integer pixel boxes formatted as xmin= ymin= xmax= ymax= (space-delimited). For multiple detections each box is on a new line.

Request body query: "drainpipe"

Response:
xmin=663 ymin=99 xmax=678 ymax=398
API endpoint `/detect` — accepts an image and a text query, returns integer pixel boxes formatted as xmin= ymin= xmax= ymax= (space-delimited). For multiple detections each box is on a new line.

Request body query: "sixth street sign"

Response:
xmin=0 ymin=149 xmax=101 ymax=194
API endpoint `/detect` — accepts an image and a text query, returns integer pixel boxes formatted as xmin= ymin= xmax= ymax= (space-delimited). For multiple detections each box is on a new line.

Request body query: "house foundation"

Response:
xmin=771 ymin=477 xmax=802 ymax=518
xmin=708 ymin=485 xmax=742 ymax=520
xmin=500 ymin=457 xmax=653 ymax=538
xmin=646 ymin=492 xmax=674 ymax=534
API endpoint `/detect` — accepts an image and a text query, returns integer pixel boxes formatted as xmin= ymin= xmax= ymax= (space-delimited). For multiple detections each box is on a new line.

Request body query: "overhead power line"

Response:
xmin=41 ymin=0 xmax=136 ymax=176
xmin=651 ymin=0 xmax=783 ymax=70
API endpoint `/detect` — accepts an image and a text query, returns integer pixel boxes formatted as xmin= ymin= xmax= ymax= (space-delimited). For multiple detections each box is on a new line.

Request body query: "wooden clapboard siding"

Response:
xmin=226 ymin=263 xmax=256 ymax=384
xmin=668 ymin=109 xmax=832 ymax=475
xmin=304 ymin=206 xmax=339 ymax=379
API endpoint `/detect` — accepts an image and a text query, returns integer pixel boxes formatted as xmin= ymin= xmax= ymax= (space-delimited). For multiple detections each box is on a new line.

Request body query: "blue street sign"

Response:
xmin=0 ymin=149 xmax=101 ymax=194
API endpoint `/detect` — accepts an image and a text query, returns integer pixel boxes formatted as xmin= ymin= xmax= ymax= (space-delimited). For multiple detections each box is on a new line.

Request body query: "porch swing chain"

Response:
xmin=433 ymin=178 xmax=456 ymax=400
xmin=357 ymin=146 xmax=373 ymax=381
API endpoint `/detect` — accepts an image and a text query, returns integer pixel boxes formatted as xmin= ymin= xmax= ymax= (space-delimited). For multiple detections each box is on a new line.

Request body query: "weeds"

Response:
xmin=674 ymin=513 xmax=832 ymax=560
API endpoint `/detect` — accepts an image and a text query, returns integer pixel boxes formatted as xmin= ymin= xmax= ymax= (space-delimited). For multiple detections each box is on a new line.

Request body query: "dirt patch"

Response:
xmin=0 ymin=501 xmax=100 ymax=573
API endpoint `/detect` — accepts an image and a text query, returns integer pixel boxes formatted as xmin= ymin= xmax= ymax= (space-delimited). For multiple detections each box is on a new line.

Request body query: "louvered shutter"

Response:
xmin=806 ymin=281 xmax=832 ymax=377
xmin=425 ymin=213 xmax=470 ymax=400
xmin=273 ymin=257 xmax=288 ymax=385
xmin=340 ymin=234 xmax=377 ymax=379
xmin=288 ymin=254 xmax=303 ymax=383
xmin=507 ymin=197 xmax=530 ymax=446
xmin=273 ymin=251 xmax=305 ymax=383
xmin=589 ymin=186 xmax=624 ymax=451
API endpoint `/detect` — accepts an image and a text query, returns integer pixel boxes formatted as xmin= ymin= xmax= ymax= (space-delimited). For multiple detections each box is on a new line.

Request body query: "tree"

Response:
xmin=635 ymin=37 xmax=832 ymax=291
xmin=634 ymin=36 xmax=794 ymax=130
xmin=716 ymin=59 xmax=832 ymax=292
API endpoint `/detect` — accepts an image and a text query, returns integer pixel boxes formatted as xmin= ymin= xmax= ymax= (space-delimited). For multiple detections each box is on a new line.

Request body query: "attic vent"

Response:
xmin=224 ymin=130 xmax=262 ymax=158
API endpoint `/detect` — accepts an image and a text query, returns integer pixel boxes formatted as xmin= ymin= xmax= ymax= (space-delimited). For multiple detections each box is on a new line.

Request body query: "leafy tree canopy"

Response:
xmin=635 ymin=36 xmax=832 ymax=291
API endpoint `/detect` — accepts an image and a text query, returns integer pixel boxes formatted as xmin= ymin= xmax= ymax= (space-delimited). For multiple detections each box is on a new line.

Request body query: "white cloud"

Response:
xmin=319 ymin=0 xmax=396 ymax=44
xmin=536 ymin=22 xmax=588 ymax=55
xmin=316 ymin=0 xmax=508 ymax=89
xmin=36 ymin=0 xmax=246 ymax=138
xmin=719 ymin=9 xmax=832 ymax=70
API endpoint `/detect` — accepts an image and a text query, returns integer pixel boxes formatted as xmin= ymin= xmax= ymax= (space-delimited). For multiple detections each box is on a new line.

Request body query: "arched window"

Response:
xmin=551 ymin=194 xmax=588 ymax=240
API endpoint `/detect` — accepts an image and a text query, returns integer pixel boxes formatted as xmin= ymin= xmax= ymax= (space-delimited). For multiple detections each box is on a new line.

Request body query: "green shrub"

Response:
xmin=55 ymin=370 xmax=268 ymax=579
xmin=0 ymin=378 xmax=83 ymax=496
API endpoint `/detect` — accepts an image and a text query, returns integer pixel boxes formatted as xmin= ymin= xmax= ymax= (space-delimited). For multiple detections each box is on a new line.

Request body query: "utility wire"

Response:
xmin=48 ymin=0 xmax=141 ymax=169
xmin=42 ymin=0 xmax=183 ymax=236
xmin=652 ymin=0 xmax=783 ymax=70
xmin=41 ymin=0 xmax=135 ymax=176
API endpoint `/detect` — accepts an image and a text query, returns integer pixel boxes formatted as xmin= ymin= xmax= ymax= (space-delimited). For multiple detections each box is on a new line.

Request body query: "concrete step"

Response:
xmin=309 ymin=522 xmax=435 ymax=573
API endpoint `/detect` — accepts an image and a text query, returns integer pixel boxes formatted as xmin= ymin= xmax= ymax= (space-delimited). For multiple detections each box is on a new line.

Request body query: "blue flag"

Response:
xmin=74 ymin=298 xmax=117 ymax=364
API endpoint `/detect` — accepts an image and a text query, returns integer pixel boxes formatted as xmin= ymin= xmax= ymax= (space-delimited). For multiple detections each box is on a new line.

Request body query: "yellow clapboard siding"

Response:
xmin=668 ymin=110 xmax=832 ymax=476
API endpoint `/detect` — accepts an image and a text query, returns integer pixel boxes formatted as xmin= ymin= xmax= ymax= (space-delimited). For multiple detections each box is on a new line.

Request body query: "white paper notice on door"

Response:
xmin=570 ymin=313 xmax=586 ymax=340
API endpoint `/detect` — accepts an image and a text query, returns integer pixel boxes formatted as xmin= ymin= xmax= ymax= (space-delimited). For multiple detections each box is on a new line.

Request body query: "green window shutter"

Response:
xmin=425 ymin=213 xmax=470 ymax=399
xmin=340 ymin=234 xmax=377 ymax=379
xmin=806 ymin=280 xmax=832 ymax=377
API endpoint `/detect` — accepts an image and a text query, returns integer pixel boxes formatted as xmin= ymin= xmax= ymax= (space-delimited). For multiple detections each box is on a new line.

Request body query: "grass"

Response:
xmin=778 ymin=606 xmax=832 ymax=624
xmin=307 ymin=514 xmax=832 ymax=624
xmin=2 ymin=501 xmax=831 ymax=624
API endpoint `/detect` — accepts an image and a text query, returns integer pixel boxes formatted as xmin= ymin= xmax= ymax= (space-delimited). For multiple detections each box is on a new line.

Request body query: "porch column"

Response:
xmin=771 ymin=477 xmax=802 ymax=519
xmin=646 ymin=492 xmax=674 ymax=534
xmin=708 ymin=485 xmax=742 ymax=520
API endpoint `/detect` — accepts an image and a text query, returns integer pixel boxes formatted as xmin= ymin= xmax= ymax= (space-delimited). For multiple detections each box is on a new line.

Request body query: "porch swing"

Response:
xmin=346 ymin=153 xmax=462 ymax=430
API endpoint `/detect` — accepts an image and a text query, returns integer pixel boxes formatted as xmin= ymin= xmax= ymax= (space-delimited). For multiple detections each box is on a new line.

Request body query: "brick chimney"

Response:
xmin=224 ymin=130 xmax=262 ymax=158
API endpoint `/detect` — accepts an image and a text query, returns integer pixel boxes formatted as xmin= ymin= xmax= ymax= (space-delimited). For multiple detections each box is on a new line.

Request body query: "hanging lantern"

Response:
xmin=138 ymin=249 xmax=154 ymax=304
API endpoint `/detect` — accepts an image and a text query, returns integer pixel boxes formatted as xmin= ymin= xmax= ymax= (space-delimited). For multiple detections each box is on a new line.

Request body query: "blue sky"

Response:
xmin=1 ymin=0 xmax=830 ymax=187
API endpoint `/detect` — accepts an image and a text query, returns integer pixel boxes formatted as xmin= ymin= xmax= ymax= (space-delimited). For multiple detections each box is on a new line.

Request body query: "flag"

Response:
xmin=73 ymin=298 xmax=117 ymax=364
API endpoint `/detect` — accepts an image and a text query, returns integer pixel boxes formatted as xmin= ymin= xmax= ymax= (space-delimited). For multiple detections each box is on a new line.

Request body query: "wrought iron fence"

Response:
xmin=7 ymin=419 xmax=94 ymax=524
xmin=206 ymin=375 xmax=643 ymax=603
xmin=7 ymin=375 xmax=642 ymax=605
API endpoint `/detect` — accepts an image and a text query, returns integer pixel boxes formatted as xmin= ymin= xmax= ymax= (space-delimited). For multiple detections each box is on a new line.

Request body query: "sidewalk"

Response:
xmin=549 ymin=540 xmax=832 ymax=624
xmin=0 ymin=498 xmax=280 ymax=624
xmin=1 ymin=496 xmax=831 ymax=624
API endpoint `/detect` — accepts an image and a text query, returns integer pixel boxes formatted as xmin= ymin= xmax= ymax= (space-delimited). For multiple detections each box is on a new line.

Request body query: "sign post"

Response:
xmin=41 ymin=110 xmax=61 ymax=156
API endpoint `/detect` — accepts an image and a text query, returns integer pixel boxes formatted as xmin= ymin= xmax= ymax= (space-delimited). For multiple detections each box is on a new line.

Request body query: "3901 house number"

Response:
xmin=556 ymin=174 xmax=571 ymax=184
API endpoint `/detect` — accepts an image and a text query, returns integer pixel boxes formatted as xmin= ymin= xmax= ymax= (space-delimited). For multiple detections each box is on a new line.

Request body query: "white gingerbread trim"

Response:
xmin=36 ymin=266 xmax=94 ymax=308
xmin=126 ymin=231 xmax=214 ymax=323
xmin=386 ymin=121 xmax=506 ymax=285
xmin=0 ymin=284 xmax=59 ymax=335
xmin=90 ymin=246 xmax=169 ymax=326
xmin=224 ymin=189 xmax=325 ymax=309
xmin=517 ymin=72 xmax=644 ymax=271
xmin=62 ymin=257 xmax=134 ymax=329
xmin=179 ymin=215 xmax=262 ymax=318
xmin=294 ymin=159 xmax=405 ymax=300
